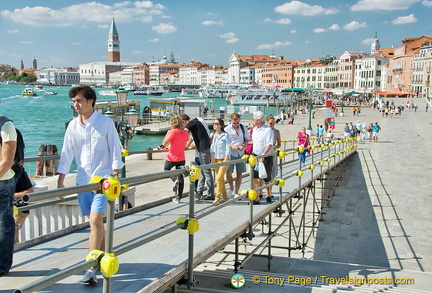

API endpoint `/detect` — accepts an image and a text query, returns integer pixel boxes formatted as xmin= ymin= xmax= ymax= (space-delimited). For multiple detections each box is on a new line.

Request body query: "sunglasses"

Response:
xmin=232 ymin=122 xmax=239 ymax=125
xmin=213 ymin=122 xmax=220 ymax=125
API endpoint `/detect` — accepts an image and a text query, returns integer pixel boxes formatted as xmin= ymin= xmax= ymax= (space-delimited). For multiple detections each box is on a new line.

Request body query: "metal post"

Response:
xmin=102 ymin=200 xmax=115 ymax=293
xmin=248 ymin=163 xmax=254 ymax=239
xmin=187 ymin=180 xmax=195 ymax=289
xmin=307 ymin=98 xmax=312 ymax=135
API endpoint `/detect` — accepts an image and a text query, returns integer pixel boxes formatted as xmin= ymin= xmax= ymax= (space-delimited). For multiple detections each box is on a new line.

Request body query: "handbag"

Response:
xmin=258 ymin=161 xmax=267 ymax=179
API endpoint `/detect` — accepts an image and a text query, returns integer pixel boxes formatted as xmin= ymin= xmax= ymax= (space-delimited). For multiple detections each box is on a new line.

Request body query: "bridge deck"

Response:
xmin=2 ymin=148 xmax=345 ymax=293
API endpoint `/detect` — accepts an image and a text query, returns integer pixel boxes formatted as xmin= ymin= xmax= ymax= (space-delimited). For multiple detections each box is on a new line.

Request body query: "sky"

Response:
xmin=0 ymin=0 xmax=431 ymax=69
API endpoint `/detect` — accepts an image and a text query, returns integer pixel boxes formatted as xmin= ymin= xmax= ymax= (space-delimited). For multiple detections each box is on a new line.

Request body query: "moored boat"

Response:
xmin=229 ymin=87 xmax=292 ymax=106
xmin=99 ymin=90 xmax=117 ymax=96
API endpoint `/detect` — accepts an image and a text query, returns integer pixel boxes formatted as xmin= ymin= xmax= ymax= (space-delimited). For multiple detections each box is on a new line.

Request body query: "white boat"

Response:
xmin=134 ymin=85 xmax=167 ymax=96
xmin=22 ymin=88 xmax=37 ymax=96
xmin=180 ymin=88 xmax=201 ymax=97
xmin=229 ymin=87 xmax=292 ymax=106
xmin=99 ymin=90 xmax=117 ymax=96
xmin=117 ymin=85 xmax=136 ymax=91
xmin=44 ymin=91 xmax=58 ymax=95
xmin=199 ymin=85 xmax=239 ymax=99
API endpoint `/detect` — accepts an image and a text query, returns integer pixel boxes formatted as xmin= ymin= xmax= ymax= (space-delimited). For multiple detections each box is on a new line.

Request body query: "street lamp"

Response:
xmin=307 ymin=90 xmax=313 ymax=135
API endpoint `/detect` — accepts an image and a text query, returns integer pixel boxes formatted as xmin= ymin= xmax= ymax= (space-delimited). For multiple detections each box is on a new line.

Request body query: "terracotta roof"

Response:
xmin=374 ymin=48 xmax=395 ymax=58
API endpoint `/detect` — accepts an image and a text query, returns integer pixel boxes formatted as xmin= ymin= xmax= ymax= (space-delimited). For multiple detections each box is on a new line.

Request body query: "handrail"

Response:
xmin=14 ymin=138 xmax=358 ymax=293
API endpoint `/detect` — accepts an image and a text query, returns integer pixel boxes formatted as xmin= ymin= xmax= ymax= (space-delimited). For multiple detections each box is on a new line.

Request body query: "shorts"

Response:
xmin=78 ymin=191 xmax=107 ymax=216
xmin=227 ymin=155 xmax=247 ymax=173
xmin=373 ymin=132 xmax=379 ymax=137
xmin=253 ymin=156 xmax=273 ymax=182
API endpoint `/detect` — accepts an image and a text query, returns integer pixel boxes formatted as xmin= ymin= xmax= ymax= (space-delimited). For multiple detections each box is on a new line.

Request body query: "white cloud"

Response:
xmin=201 ymin=20 xmax=224 ymax=26
xmin=152 ymin=22 xmax=177 ymax=34
xmin=19 ymin=41 xmax=34 ymax=45
xmin=361 ymin=38 xmax=375 ymax=46
xmin=329 ymin=24 xmax=340 ymax=31
xmin=149 ymin=38 xmax=160 ymax=42
xmin=218 ymin=32 xmax=239 ymax=44
xmin=290 ymin=30 xmax=297 ymax=34
xmin=264 ymin=18 xmax=292 ymax=24
xmin=275 ymin=18 xmax=292 ymax=24
xmin=392 ymin=14 xmax=417 ymax=24
xmin=423 ymin=0 xmax=432 ymax=6
xmin=72 ymin=42 xmax=81 ymax=46
xmin=350 ymin=0 xmax=420 ymax=11
xmin=226 ymin=38 xmax=239 ymax=44
xmin=0 ymin=1 xmax=167 ymax=27
xmin=256 ymin=41 xmax=291 ymax=50
xmin=132 ymin=50 xmax=144 ymax=54
xmin=343 ymin=21 xmax=368 ymax=31
xmin=313 ymin=28 xmax=327 ymax=33
xmin=98 ymin=24 xmax=109 ymax=29
xmin=275 ymin=1 xmax=339 ymax=16
xmin=7 ymin=29 xmax=20 ymax=34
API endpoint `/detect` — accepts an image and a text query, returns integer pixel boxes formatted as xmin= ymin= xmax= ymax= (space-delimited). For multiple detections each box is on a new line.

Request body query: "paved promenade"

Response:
xmin=29 ymin=97 xmax=432 ymax=292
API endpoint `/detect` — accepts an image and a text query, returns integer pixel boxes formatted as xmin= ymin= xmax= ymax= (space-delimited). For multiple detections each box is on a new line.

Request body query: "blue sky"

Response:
xmin=0 ymin=0 xmax=431 ymax=69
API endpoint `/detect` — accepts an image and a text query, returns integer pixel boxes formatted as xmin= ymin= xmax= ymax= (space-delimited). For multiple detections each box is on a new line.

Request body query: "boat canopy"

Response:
xmin=281 ymin=88 xmax=306 ymax=92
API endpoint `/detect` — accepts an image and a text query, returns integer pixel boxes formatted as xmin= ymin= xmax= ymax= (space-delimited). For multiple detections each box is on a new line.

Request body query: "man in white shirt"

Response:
xmin=251 ymin=111 xmax=274 ymax=204
xmin=57 ymin=86 xmax=124 ymax=285
xmin=0 ymin=115 xmax=17 ymax=276
xmin=224 ymin=113 xmax=251 ymax=197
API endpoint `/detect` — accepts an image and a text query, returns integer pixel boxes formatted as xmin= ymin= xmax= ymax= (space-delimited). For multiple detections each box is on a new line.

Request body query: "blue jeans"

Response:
xmin=0 ymin=178 xmax=16 ymax=274
xmin=298 ymin=150 xmax=307 ymax=164
xmin=198 ymin=149 xmax=215 ymax=197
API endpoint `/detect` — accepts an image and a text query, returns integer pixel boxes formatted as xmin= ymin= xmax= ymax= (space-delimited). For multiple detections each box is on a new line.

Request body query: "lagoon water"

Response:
xmin=0 ymin=84 xmax=230 ymax=158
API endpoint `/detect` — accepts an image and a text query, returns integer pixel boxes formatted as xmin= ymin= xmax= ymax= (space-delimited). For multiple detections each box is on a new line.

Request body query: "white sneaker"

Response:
xmin=227 ymin=189 xmax=234 ymax=199
xmin=173 ymin=178 xmax=179 ymax=194
xmin=82 ymin=268 xmax=97 ymax=285
xmin=172 ymin=197 xmax=180 ymax=204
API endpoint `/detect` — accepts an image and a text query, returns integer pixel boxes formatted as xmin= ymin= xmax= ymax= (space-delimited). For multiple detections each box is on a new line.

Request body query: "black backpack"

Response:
xmin=0 ymin=116 xmax=25 ymax=179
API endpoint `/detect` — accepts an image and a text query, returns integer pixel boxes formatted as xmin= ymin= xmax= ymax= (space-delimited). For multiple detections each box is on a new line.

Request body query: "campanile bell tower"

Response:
xmin=108 ymin=18 xmax=120 ymax=62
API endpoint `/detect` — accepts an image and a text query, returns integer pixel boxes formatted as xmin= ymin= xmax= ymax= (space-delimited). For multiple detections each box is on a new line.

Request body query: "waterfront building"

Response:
xmin=293 ymin=58 xmax=322 ymax=89
xmin=149 ymin=63 xmax=183 ymax=85
xmin=199 ymin=65 xmax=226 ymax=86
xmin=387 ymin=36 xmax=432 ymax=95
xmin=338 ymin=50 xmax=365 ymax=89
xmin=353 ymin=48 xmax=393 ymax=95
xmin=179 ymin=62 xmax=208 ymax=85
xmin=37 ymin=67 xmax=80 ymax=85
xmin=323 ymin=59 xmax=340 ymax=89
xmin=108 ymin=18 xmax=120 ymax=62
xmin=79 ymin=62 xmax=138 ymax=86
xmin=214 ymin=68 xmax=228 ymax=85
xmin=132 ymin=63 xmax=150 ymax=86
xmin=261 ymin=60 xmax=296 ymax=88
xmin=228 ymin=53 xmax=281 ymax=84
xmin=160 ymin=69 xmax=179 ymax=85
xmin=412 ymin=43 xmax=432 ymax=97
xmin=239 ymin=66 xmax=255 ymax=84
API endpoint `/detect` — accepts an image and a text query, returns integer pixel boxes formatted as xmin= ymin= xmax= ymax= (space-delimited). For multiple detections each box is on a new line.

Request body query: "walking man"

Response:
xmin=0 ymin=115 xmax=17 ymax=276
xmin=250 ymin=111 xmax=274 ymax=204
xmin=224 ymin=113 xmax=251 ymax=198
xmin=372 ymin=122 xmax=381 ymax=143
xmin=57 ymin=86 xmax=124 ymax=285
xmin=181 ymin=114 xmax=215 ymax=200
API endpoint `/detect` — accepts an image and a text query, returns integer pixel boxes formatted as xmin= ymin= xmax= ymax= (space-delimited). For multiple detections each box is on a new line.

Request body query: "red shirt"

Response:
xmin=166 ymin=128 xmax=189 ymax=162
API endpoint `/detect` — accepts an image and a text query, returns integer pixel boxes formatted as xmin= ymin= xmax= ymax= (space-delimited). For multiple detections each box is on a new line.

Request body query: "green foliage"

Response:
xmin=3 ymin=71 xmax=37 ymax=83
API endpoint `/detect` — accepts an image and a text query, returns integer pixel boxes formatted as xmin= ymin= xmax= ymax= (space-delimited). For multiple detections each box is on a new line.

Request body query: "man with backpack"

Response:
xmin=0 ymin=115 xmax=17 ymax=276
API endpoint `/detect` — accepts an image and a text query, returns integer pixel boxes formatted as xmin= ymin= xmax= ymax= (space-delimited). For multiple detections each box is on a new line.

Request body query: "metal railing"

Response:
xmin=13 ymin=137 xmax=357 ymax=293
